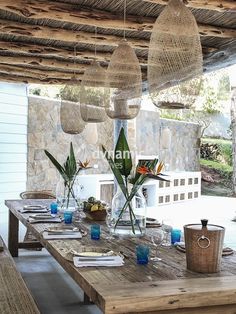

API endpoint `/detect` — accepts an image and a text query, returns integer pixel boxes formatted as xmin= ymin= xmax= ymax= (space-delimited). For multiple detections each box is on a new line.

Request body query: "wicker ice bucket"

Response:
xmin=184 ymin=219 xmax=225 ymax=273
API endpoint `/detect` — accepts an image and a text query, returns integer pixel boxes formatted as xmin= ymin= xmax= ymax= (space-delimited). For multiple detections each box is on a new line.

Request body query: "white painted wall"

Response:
xmin=0 ymin=82 xmax=28 ymax=242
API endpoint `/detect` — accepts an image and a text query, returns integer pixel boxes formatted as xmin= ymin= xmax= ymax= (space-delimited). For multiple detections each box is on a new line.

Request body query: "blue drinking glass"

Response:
xmin=171 ymin=229 xmax=181 ymax=245
xmin=91 ymin=224 xmax=100 ymax=240
xmin=136 ymin=244 xmax=150 ymax=265
xmin=50 ymin=202 xmax=58 ymax=215
xmin=64 ymin=211 xmax=73 ymax=224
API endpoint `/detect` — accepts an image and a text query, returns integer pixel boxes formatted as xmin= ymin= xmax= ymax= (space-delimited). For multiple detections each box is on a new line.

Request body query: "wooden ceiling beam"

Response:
xmin=0 ymin=19 xmax=150 ymax=50
xmin=143 ymin=0 xmax=236 ymax=12
xmin=0 ymin=64 xmax=147 ymax=84
xmin=0 ymin=55 xmax=91 ymax=73
xmin=0 ymin=72 xmax=74 ymax=84
xmin=0 ymin=0 xmax=235 ymax=39
xmin=0 ymin=41 xmax=149 ymax=65
xmin=0 ymin=63 xmax=84 ymax=80
xmin=0 ymin=19 xmax=229 ymax=59
xmin=0 ymin=41 xmax=110 ymax=61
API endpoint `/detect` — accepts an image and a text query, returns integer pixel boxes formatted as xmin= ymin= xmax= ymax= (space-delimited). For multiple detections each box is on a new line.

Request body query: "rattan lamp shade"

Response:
xmin=148 ymin=0 xmax=203 ymax=109
xmin=150 ymin=77 xmax=202 ymax=109
xmin=60 ymin=100 xmax=86 ymax=134
xmin=80 ymin=61 xmax=108 ymax=123
xmin=60 ymin=77 xmax=86 ymax=134
xmin=106 ymin=39 xmax=142 ymax=120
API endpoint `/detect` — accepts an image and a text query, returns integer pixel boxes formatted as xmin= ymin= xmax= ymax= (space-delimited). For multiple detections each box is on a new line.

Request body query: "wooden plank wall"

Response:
xmin=0 ymin=82 xmax=28 ymax=242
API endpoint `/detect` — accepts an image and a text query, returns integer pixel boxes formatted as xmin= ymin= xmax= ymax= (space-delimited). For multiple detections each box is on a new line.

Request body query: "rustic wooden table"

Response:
xmin=5 ymin=199 xmax=236 ymax=314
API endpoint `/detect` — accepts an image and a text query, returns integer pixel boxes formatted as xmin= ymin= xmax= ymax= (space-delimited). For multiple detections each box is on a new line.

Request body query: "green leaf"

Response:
xmin=102 ymin=145 xmax=126 ymax=196
xmin=114 ymin=128 xmax=132 ymax=178
xmin=69 ymin=142 xmax=77 ymax=176
xmin=147 ymin=174 xmax=169 ymax=182
xmin=44 ymin=150 xmax=67 ymax=181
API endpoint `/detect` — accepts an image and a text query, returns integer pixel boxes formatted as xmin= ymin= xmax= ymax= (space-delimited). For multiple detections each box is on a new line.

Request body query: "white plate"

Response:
xmin=23 ymin=205 xmax=47 ymax=210
xmin=71 ymin=248 xmax=114 ymax=258
xmin=29 ymin=214 xmax=54 ymax=220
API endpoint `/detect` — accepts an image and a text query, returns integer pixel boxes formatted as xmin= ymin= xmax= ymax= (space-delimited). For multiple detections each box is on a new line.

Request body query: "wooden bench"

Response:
xmin=0 ymin=236 xmax=40 ymax=314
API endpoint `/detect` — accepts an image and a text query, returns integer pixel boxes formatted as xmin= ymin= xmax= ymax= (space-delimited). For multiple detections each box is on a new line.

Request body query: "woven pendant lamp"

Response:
xmin=148 ymin=0 xmax=203 ymax=109
xmin=60 ymin=46 xmax=87 ymax=134
xmin=106 ymin=39 xmax=142 ymax=120
xmin=80 ymin=60 xmax=108 ymax=123
xmin=150 ymin=76 xmax=202 ymax=109
xmin=60 ymin=100 xmax=86 ymax=134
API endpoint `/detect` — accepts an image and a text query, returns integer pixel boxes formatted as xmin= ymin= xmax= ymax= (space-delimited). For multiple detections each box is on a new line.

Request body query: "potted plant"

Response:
xmin=44 ymin=142 xmax=90 ymax=212
xmin=102 ymin=128 xmax=168 ymax=236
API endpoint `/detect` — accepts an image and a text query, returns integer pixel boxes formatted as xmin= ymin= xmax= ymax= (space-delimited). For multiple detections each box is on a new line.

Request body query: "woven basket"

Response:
xmin=60 ymin=100 xmax=86 ymax=134
xmin=84 ymin=210 xmax=107 ymax=221
xmin=148 ymin=0 xmax=202 ymax=108
xmin=80 ymin=61 xmax=108 ymax=123
xmin=106 ymin=39 xmax=142 ymax=120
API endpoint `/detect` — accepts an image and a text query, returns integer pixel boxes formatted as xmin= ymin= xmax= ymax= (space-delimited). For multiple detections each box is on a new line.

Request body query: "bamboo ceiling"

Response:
xmin=0 ymin=0 xmax=235 ymax=84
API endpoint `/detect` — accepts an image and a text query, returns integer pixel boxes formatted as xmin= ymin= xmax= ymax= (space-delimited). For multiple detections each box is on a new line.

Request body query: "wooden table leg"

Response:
xmin=83 ymin=292 xmax=93 ymax=305
xmin=8 ymin=210 xmax=19 ymax=257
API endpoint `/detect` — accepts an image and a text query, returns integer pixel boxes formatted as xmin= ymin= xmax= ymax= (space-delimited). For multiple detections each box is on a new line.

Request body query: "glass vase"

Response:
xmin=56 ymin=176 xmax=80 ymax=213
xmin=111 ymin=185 xmax=146 ymax=237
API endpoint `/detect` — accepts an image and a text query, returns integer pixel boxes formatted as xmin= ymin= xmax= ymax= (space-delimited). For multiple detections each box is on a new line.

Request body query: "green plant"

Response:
xmin=200 ymin=158 xmax=232 ymax=180
xmin=102 ymin=128 xmax=168 ymax=234
xmin=160 ymin=110 xmax=184 ymax=121
xmin=60 ymin=85 xmax=80 ymax=102
xmin=201 ymin=138 xmax=232 ymax=166
xmin=44 ymin=143 xmax=90 ymax=208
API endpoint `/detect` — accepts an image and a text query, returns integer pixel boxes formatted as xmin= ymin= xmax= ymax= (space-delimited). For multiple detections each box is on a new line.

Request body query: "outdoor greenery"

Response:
xmin=200 ymin=158 xmax=232 ymax=180
xmin=60 ymin=84 xmax=80 ymax=102
xmin=201 ymin=138 xmax=232 ymax=166
xmin=160 ymin=70 xmax=230 ymax=122
xmin=200 ymin=138 xmax=233 ymax=195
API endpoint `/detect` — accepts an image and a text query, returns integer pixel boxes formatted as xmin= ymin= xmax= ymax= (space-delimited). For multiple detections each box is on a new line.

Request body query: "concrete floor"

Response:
xmin=15 ymin=250 xmax=102 ymax=314
xmin=0 ymin=211 xmax=102 ymax=314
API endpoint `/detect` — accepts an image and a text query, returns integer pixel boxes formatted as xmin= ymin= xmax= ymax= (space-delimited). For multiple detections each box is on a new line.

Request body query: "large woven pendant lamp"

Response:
xmin=148 ymin=0 xmax=203 ymax=109
xmin=80 ymin=61 xmax=108 ymax=123
xmin=60 ymin=47 xmax=86 ymax=134
xmin=105 ymin=0 xmax=142 ymax=120
xmin=80 ymin=27 xmax=108 ymax=123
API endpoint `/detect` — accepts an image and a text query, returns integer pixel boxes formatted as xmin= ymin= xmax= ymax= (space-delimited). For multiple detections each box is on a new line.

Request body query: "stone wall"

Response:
xmin=27 ymin=99 xmax=201 ymax=191
xmin=136 ymin=110 xmax=201 ymax=171
xmin=27 ymin=96 xmax=113 ymax=191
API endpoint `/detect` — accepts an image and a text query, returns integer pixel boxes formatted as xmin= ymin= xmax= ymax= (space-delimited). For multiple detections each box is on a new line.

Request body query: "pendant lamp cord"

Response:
xmin=73 ymin=45 xmax=77 ymax=77
xmin=95 ymin=26 xmax=97 ymax=57
xmin=123 ymin=0 xmax=126 ymax=39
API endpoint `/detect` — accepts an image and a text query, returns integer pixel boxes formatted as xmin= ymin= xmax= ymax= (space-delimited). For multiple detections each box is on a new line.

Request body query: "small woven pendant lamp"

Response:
xmin=80 ymin=60 xmax=108 ymax=123
xmin=148 ymin=0 xmax=203 ymax=109
xmin=60 ymin=47 xmax=86 ymax=134
xmin=105 ymin=0 xmax=142 ymax=120
xmin=60 ymin=98 xmax=86 ymax=134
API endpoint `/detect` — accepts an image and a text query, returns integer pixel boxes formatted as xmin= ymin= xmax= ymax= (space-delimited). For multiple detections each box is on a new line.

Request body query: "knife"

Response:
xmin=77 ymin=258 xmax=116 ymax=262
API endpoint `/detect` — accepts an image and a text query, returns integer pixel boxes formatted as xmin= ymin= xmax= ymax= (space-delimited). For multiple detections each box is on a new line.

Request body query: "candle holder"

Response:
xmin=50 ymin=202 xmax=58 ymax=215
xmin=91 ymin=224 xmax=101 ymax=240
xmin=171 ymin=229 xmax=181 ymax=244
xmin=136 ymin=244 xmax=150 ymax=265
xmin=64 ymin=211 xmax=73 ymax=224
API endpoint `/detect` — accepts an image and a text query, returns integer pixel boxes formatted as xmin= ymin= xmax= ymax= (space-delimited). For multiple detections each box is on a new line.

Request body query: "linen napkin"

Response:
xmin=20 ymin=208 xmax=49 ymax=213
xmin=28 ymin=216 xmax=63 ymax=224
xmin=43 ymin=231 xmax=82 ymax=240
xmin=73 ymin=255 xmax=124 ymax=267
xmin=20 ymin=205 xmax=48 ymax=213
